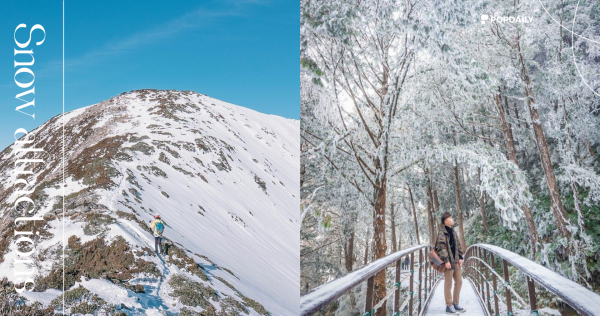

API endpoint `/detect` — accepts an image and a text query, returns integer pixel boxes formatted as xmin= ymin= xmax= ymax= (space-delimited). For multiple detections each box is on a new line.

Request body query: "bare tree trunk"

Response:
xmin=495 ymin=93 xmax=540 ymax=257
xmin=513 ymin=34 xmax=571 ymax=242
xmin=503 ymin=94 xmax=517 ymax=149
xmin=364 ymin=227 xmax=370 ymax=266
xmin=561 ymin=101 xmax=585 ymax=232
xmin=433 ymin=187 xmax=441 ymax=231
xmin=470 ymin=126 xmax=488 ymax=234
xmin=372 ymin=167 xmax=388 ymax=316
xmin=425 ymin=171 xmax=435 ymax=245
xmin=525 ymin=91 xmax=571 ymax=240
xmin=453 ymin=159 xmax=467 ymax=253
xmin=433 ymin=189 xmax=440 ymax=213
xmin=586 ymin=139 xmax=595 ymax=157
xmin=408 ymin=185 xmax=421 ymax=244
xmin=398 ymin=227 xmax=402 ymax=250
xmin=345 ymin=230 xmax=355 ymax=273
xmin=426 ymin=199 xmax=434 ymax=245
xmin=477 ymin=167 xmax=488 ymax=233
xmin=390 ymin=203 xmax=397 ymax=253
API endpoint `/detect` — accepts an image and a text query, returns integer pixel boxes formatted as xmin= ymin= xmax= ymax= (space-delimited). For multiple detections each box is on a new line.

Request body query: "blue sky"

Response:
xmin=0 ymin=0 xmax=298 ymax=150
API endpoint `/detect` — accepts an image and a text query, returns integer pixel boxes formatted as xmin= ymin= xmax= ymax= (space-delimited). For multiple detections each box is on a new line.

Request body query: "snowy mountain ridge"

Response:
xmin=0 ymin=89 xmax=299 ymax=315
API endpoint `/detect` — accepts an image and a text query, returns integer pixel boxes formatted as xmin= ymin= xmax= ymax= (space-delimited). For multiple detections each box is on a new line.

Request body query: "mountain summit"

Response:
xmin=0 ymin=89 xmax=299 ymax=315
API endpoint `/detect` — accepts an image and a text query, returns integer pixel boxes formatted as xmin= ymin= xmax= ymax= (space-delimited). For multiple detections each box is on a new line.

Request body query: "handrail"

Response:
xmin=464 ymin=256 xmax=528 ymax=306
xmin=300 ymin=244 xmax=438 ymax=316
xmin=464 ymin=243 xmax=600 ymax=316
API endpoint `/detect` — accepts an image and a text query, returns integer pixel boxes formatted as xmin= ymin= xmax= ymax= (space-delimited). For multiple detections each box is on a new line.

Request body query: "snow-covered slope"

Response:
xmin=0 ymin=89 xmax=299 ymax=315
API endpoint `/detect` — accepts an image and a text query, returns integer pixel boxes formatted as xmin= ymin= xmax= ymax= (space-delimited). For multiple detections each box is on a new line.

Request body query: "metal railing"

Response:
xmin=300 ymin=244 xmax=442 ymax=316
xmin=464 ymin=244 xmax=600 ymax=316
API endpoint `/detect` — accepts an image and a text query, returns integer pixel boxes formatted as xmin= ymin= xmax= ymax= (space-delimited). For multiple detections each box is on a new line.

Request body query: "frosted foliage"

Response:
xmin=560 ymin=164 xmax=600 ymax=205
xmin=429 ymin=144 xmax=530 ymax=228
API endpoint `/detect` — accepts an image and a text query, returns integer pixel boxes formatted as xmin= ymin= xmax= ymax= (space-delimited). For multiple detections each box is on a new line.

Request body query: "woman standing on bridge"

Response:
xmin=436 ymin=212 xmax=466 ymax=314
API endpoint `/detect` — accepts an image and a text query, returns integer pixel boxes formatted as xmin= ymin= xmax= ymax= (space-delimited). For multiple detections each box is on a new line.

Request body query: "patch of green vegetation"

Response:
xmin=115 ymin=210 xmax=153 ymax=235
xmin=83 ymin=212 xmax=116 ymax=236
xmin=165 ymin=245 xmax=208 ymax=281
xmin=31 ymin=179 xmax=59 ymax=202
xmin=168 ymin=275 xmax=217 ymax=309
xmin=159 ymin=152 xmax=171 ymax=165
xmin=214 ymin=276 xmax=235 ymax=291
xmin=0 ymin=279 xmax=56 ymax=315
xmin=213 ymin=277 xmax=269 ymax=315
xmin=80 ymin=158 xmax=121 ymax=187
xmin=220 ymin=297 xmax=249 ymax=315
xmin=254 ymin=174 xmax=267 ymax=192
xmin=239 ymin=294 xmax=270 ymax=315
xmin=37 ymin=235 xmax=160 ymax=291
xmin=194 ymin=157 xmax=205 ymax=167
xmin=54 ymin=190 xmax=87 ymax=211
xmin=66 ymin=135 xmax=128 ymax=189
xmin=116 ymin=210 xmax=135 ymax=221
xmin=150 ymin=166 xmax=168 ymax=178
xmin=127 ymin=142 xmax=155 ymax=155
xmin=71 ymin=302 xmax=99 ymax=314
xmin=137 ymin=165 xmax=168 ymax=178
xmin=152 ymin=140 xmax=180 ymax=158
xmin=115 ymin=152 xmax=133 ymax=161
xmin=179 ymin=307 xmax=218 ymax=316
xmin=129 ymin=135 xmax=150 ymax=143
xmin=212 ymin=150 xmax=231 ymax=172
xmin=195 ymin=254 xmax=216 ymax=267
xmin=50 ymin=285 xmax=106 ymax=313
xmin=181 ymin=142 xmax=196 ymax=152
xmin=128 ymin=188 xmax=142 ymax=199
xmin=140 ymin=173 xmax=152 ymax=184
xmin=195 ymin=138 xmax=212 ymax=153
xmin=120 ymin=282 xmax=146 ymax=294
xmin=52 ymin=286 xmax=87 ymax=305
xmin=219 ymin=139 xmax=236 ymax=153
xmin=174 ymin=166 xmax=195 ymax=177
xmin=151 ymin=130 xmax=174 ymax=136
xmin=198 ymin=173 xmax=208 ymax=183
xmin=168 ymin=141 xmax=181 ymax=149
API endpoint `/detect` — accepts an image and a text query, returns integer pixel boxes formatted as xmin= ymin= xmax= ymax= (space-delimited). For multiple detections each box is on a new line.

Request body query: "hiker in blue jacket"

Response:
xmin=149 ymin=214 xmax=166 ymax=254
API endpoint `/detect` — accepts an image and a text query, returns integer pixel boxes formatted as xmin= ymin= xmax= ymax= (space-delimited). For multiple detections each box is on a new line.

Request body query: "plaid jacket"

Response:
xmin=435 ymin=226 xmax=463 ymax=270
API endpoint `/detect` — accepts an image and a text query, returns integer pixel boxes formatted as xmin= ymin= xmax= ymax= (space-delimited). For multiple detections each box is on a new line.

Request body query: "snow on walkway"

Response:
xmin=424 ymin=279 xmax=484 ymax=316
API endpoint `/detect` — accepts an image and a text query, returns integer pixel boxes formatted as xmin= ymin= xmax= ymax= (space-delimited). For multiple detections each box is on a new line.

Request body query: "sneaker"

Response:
xmin=453 ymin=303 xmax=466 ymax=313
xmin=446 ymin=305 xmax=457 ymax=314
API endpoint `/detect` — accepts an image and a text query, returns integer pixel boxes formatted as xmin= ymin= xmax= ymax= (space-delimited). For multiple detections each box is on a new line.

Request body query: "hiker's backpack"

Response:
xmin=155 ymin=221 xmax=165 ymax=235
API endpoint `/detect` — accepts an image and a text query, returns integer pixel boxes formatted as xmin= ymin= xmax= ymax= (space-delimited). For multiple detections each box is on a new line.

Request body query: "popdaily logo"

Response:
xmin=481 ymin=14 xmax=533 ymax=24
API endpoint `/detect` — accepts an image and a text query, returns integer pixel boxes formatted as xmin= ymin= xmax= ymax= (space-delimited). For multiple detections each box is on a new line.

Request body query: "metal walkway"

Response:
xmin=423 ymin=279 xmax=484 ymax=316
